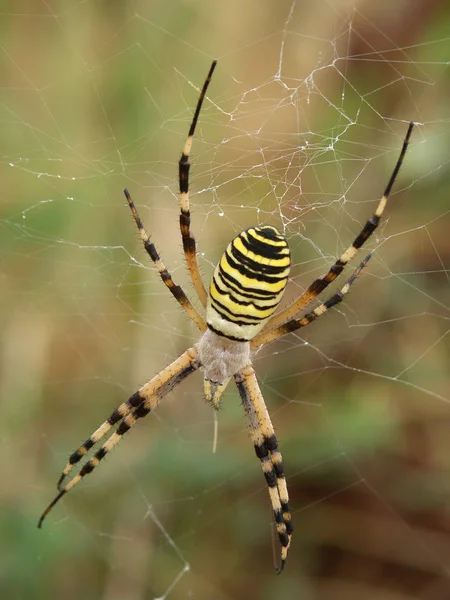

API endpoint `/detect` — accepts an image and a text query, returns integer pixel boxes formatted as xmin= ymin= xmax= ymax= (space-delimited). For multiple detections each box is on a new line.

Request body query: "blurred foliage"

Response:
xmin=1 ymin=1 xmax=449 ymax=599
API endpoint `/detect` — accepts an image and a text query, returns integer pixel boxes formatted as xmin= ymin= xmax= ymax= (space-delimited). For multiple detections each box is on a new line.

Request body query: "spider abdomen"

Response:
xmin=206 ymin=226 xmax=291 ymax=341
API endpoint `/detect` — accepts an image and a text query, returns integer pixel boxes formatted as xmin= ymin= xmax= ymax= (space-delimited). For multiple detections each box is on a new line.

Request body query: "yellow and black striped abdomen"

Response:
xmin=206 ymin=226 xmax=291 ymax=341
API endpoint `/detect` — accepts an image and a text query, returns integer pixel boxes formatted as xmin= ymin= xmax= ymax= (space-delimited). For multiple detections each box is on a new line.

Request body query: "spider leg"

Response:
xmin=179 ymin=60 xmax=217 ymax=308
xmin=261 ymin=121 xmax=414 ymax=334
xmin=124 ymin=189 xmax=206 ymax=332
xmin=252 ymin=253 xmax=371 ymax=347
xmin=235 ymin=366 xmax=293 ymax=574
xmin=39 ymin=347 xmax=201 ymax=528
xmin=56 ymin=393 xmax=144 ymax=491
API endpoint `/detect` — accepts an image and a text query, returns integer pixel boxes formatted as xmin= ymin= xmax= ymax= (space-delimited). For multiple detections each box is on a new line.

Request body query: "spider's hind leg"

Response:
xmin=235 ymin=366 xmax=293 ymax=574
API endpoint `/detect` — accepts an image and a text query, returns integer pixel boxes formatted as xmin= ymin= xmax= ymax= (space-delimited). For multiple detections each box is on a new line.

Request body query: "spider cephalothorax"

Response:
xmin=39 ymin=59 xmax=413 ymax=574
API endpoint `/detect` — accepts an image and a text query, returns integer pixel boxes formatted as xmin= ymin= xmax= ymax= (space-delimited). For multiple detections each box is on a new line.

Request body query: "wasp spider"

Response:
xmin=39 ymin=60 xmax=414 ymax=573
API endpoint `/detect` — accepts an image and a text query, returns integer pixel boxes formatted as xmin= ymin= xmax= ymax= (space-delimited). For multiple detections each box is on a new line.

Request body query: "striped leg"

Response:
xmin=179 ymin=60 xmax=217 ymax=308
xmin=260 ymin=121 xmax=414 ymax=335
xmin=124 ymin=189 xmax=206 ymax=333
xmin=39 ymin=348 xmax=201 ymax=528
xmin=252 ymin=254 xmax=371 ymax=348
xmin=235 ymin=366 xmax=293 ymax=574
xmin=56 ymin=392 xmax=144 ymax=491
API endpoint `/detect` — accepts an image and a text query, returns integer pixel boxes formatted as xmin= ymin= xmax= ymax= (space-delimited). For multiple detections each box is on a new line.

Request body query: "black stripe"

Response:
xmin=108 ymin=408 xmax=127 ymax=426
xmin=159 ymin=364 xmax=199 ymax=396
xmin=210 ymin=291 xmax=280 ymax=323
xmin=274 ymin=509 xmax=285 ymax=524
xmin=117 ymin=421 xmax=131 ymax=436
xmin=79 ymin=461 xmax=95 ymax=476
xmin=144 ymin=240 xmax=160 ymax=263
xmin=383 ymin=121 xmax=413 ymax=196
xmin=209 ymin=296 xmax=263 ymax=324
xmin=107 ymin=391 xmax=145 ymax=425
xmin=207 ymin=322 xmax=248 ymax=341
xmin=167 ymin=282 xmax=190 ymax=304
xmin=228 ymin=244 xmax=289 ymax=277
xmin=216 ymin=266 xmax=284 ymax=299
xmin=307 ymin=262 xmax=346 ymax=295
xmin=253 ymin=226 xmax=285 ymax=241
xmin=273 ymin=461 xmax=285 ymax=479
xmin=69 ymin=440 xmax=93 ymax=465
xmin=281 ymin=506 xmax=294 ymax=534
xmin=308 ymin=277 xmax=330 ymax=296
xmin=323 ymin=292 xmax=343 ymax=310
xmin=265 ymin=434 xmax=278 ymax=451
xmin=179 ymin=212 xmax=190 ymax=230
xmin=213 ymin=274 xmax=281 ymax=310
xmin=277 ymin=314 xmax=316 ymax=336
xmin=227 ymin=249 xmax=288 ymax=283
xmin=278 ymin=531 xmax=289 ymax=547
xmin=264 ymin=469 xmax=277 ymax=488
xmin=187 ymin=60 xmax=217 ymax=138
xmin=182 ymin=237 xmax=196 ymax=253
xmin=214 ymin=265 xmax=279 ymax=300
xmin=239 ymin=229 xmax=289 ymax=260
xmin=327 ymin=261 xmax=345 ymax=279
xmin=129 ymin=391 xmax=144 ymax=407
xmin=254 ymin=442 xmax=269 ymax=459
xmin=135 ymin=405 xmax=151 ymax=419
xmin=353 ymin=218 xmax=378 ymax=249
xmin=95 ymin=447 xmax=107 ymax=461
xmin=178 ymin=160 xmax=190 ymax=194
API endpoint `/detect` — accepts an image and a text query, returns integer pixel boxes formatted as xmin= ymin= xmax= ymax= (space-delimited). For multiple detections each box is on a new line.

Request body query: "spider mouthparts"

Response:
xmin=203 ymin=378 xmax=229 ymax=410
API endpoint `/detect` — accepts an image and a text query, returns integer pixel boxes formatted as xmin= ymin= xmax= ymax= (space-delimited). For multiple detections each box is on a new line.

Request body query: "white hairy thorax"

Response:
xmin=196 ymin=328 xmax=251 ymax=409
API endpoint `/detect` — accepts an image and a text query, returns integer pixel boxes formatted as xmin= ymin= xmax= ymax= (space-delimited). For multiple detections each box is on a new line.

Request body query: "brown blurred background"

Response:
xmin=1 ymin=1 xmax=449 ymax=599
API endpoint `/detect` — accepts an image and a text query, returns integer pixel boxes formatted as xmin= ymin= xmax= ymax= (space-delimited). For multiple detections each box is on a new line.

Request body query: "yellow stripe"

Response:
xmin=211 ymin=278 xmax=284 ymax=309
xmin=247 ymin=227 xmax=288 ymax=247
xmin=221 ymin=254 xmax=289 ymax=291
xmin=232 ymin=236 xmax=291 ymax=267
xmin=210 ymin=281 xmax=281 ymax=320
xmin=206 ymin=225 xmax=291 ymax=340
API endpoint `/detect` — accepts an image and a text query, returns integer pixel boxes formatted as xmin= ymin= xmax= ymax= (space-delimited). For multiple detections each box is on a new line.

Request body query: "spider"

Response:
xmin=39 ymin=59 xmax=414 ymax=574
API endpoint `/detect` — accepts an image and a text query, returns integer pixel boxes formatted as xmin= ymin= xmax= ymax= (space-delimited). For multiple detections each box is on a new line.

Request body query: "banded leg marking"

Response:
xmin=124 ymin=188 xmax=206 ymax=332
xmin=259 ymin=121 xmax=414 ymax=336
xmin=57 ymin=391 xmax=143 ymax=491
xmin=252 ymin=253 xmax=371 ymax=347
xmin=179 ymin=60 xmax=217 ymax=308
xmin=235 ymin=365 xmax=292 ymax=574
xmin=39 ymin=348 xmax=201 ymax=528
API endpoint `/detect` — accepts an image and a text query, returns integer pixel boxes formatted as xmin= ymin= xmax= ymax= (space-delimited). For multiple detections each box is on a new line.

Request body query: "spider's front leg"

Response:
xmin=235 ymin=366 xmax=293 ymax=574
xmin=178 ymin=59 xmax=217 ymax=308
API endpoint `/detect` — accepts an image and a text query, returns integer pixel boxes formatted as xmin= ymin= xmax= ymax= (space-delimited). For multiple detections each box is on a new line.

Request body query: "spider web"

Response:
xmin=1 ymin=1 xmax=449 ymax=599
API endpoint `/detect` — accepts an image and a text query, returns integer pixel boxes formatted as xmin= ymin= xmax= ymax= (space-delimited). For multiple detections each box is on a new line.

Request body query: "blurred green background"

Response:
xmin=1 ymin=1 xmax=449 ymax=599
